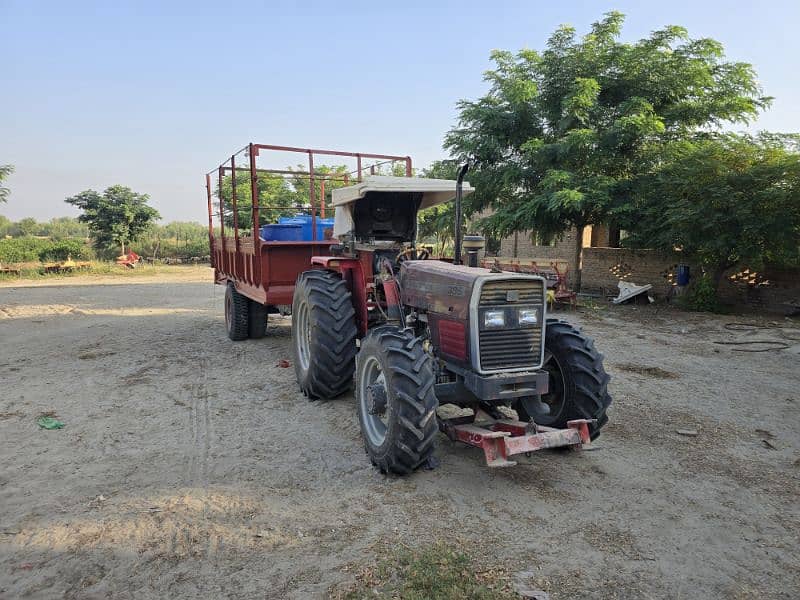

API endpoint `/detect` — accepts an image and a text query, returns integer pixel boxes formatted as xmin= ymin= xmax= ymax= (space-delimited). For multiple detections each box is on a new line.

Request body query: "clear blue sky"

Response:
xmin=2 ymin=0 xmax=799 ymax=223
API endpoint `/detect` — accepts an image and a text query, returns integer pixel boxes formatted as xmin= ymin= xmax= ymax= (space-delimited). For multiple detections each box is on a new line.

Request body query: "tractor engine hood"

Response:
xmin=399 ymin=260 xmax=486 ymax=319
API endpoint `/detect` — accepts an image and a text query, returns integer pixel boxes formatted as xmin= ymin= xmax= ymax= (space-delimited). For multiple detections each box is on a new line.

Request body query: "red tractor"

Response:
xmin=207 ymin=144 xmax=611 ymax=474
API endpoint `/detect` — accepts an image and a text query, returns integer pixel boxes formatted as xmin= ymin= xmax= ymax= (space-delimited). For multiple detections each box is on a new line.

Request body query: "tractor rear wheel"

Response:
xmin=224 ymin=282 xmax=250 ymax=341
xmin=291 ymin=270 xmax=357 ymax=399
xmin=356 ymin=327 xmax=438 ymax=475
xmin=514 ymin=319 xmax=611 ymax=440
xmin=248 ymin=300 xmax=268 ymax=339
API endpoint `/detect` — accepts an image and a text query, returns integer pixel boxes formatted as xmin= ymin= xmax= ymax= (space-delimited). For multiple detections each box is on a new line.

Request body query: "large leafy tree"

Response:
xmin=66 ymin=185 xmax=160 ymax=254
xmin=625 ymin=133 xmax=800 ymax=288
xmin=0 ymin=165 xmax=13 ymax=203
xmin=445 ymin=12 xmax=770 ymax=289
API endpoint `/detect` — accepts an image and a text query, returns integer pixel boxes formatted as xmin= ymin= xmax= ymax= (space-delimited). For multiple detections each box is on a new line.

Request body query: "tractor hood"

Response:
xmin=400 ymin=261 xmax=491 ymax=319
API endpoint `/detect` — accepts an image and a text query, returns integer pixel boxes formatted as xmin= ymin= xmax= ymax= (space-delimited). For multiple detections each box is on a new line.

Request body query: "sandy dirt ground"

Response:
xmin=1 ymin=267 xmax=799 ymax=599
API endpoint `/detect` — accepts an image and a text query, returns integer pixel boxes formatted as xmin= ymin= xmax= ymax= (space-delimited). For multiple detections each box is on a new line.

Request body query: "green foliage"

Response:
xmin=131 ymin=221 xmax=209 ymax=259
xmin=216 ymin=171 xmax=297 ymax=230
xmin=625 ymin=133 xmax=800 ymax=281
xmin=65 ymin=185 xmax=160 ymax=254
xmin=215 ymin=164 xmax=354 ymax=230
xmin=418 ymin=160 xmax=459 ymax=253
xmin=0 ymin=237 xmax=52 ymax=263
xmin=444 ymin=11 xmax=770 ymax=288
xmin=38 ymin=239 xmax=93 ymax=262
xmin=42 ymin=216 xmax=90 ymax=239
xmin=0 ymin=216 xmax=89 ymax=238
xmin=16 ymin=217 xmax=38 ymax=236
xmin=0 ymin=165 xmax=13 ymax=203
xmin=0 ymin=237 xmax=92 ymax=264
xmin=680 ymin=274 xmax=721 ymax=312
xmin=338 ymin=541 xmax=515 ymax=600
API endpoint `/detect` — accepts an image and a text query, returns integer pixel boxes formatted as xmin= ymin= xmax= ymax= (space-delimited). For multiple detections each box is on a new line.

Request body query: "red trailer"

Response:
xmin=205 ymin=143 xmax=412 ymax=339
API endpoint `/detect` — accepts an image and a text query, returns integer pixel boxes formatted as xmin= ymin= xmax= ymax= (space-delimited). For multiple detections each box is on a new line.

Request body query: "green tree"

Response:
xmin=445 ymin=12 xmax=770 ymax=289
xmin=17 ymin=217 xmax=39 ymax=236
xmin=0 ymin=165 xmax=13 ymax=203
xmin=624 ymin=133 xmax=800 ymax=292
xmin=41 ymin=216 xmax=90 ymax=240
xmin=65 ymin=185 xmax=160 ymax=255
xmin=0 ymin=215 xmax=11 ymax=237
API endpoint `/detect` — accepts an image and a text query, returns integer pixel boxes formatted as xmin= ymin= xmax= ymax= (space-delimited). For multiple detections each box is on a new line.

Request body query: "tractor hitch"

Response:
xmin=441 ymin=416 xmax=596 ymax=468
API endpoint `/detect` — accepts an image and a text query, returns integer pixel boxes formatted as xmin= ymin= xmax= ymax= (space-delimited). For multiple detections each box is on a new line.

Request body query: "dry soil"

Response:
xmin=1 ymin=267 xmax=799 ymax=599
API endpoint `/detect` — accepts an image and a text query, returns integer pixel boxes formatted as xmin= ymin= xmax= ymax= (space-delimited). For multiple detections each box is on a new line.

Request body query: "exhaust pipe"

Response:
xmin=453 ymin=162 xmax=469 ymax=265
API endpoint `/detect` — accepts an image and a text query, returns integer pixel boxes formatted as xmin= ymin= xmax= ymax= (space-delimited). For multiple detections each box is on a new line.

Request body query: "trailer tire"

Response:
xmin=291 ymin=270 xmax=357 ymax=399
xmin=356 ymin=327 xmax=438 ymax=475
xmin=514 ymin=319 xmax=611 ymax=440
xmin=225 ymin=282 xmax=250 ymax=341
xmin=248 ymin=300 xmax=268 ymax=339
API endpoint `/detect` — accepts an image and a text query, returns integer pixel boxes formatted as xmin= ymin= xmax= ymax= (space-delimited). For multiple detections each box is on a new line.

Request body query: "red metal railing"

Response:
xmin=205 ymin=143 xmax=412 ymax=292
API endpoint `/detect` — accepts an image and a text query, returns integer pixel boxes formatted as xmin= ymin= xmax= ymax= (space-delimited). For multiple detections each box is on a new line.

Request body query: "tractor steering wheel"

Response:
xmin=397 ymin=248 xmax=430 ymax=263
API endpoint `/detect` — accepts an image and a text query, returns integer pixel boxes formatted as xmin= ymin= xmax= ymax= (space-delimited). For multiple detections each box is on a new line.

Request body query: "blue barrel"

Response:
xmin=260 ymin=224 xmax=303 ymax=241
xmin=676 ymin=264 xmax=691 ymax=286
xmin=276 ymin=215 xmax=335 ymax=240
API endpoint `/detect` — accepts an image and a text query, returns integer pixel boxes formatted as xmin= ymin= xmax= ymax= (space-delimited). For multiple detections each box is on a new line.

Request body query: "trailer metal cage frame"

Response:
xmin=205 ymin=143 xmax=412 ymax=306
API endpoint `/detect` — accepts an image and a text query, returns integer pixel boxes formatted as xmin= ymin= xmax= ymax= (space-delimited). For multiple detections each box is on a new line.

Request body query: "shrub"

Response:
xmin=0 ymin=237 xmax=93 ymax=264
xmin=38 ymin=239 xmax=93 ymax=262
xmin=681 ymin=274 xmax=720 ymax=312
xmin=0 ymin=237 xmax=51 ymax=263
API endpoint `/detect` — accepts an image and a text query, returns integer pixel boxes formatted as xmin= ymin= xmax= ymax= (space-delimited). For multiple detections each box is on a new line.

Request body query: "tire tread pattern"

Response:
xmin=542 ymin=318 xmax=612 ymax=440
xmin=226 ymin=282 xmax=250 ymax=341
xmin=292 ymin=270 xmax=358 ymax=399
xmin=357 ymin=327 xmax=438 ymax=475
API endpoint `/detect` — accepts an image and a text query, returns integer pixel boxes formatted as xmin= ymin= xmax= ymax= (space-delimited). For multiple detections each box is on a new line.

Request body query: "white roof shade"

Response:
xmin=331 ymin=175 xmax=474 ymax=210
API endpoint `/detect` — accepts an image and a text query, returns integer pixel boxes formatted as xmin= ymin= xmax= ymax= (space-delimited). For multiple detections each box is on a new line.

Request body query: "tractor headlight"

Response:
xmin=483 ymin=310 xmax=506 ymax=328
xmin=518 ymin=308 xmax=539 ymax=326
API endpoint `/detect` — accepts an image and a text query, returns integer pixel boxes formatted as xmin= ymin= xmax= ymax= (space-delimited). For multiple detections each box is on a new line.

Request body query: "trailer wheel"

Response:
xmin=291 ymin=270 xmax=357 ymax=399
xmin=356 ymin=327 xmax=438 ymax=475
xmin=514 ymin=319 xmax=611 ymax=440
xmin=224 ymin=282 xmax=250 ymax=341
xmin=248 ymin=300 xmax=268 ymax=339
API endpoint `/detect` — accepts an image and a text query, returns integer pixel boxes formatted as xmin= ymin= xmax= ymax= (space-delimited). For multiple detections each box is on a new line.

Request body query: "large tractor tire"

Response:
xmin=224 ymin=282 xmax=250 ymax=341
xmin=514 ymin=319 xmax=611 ymax=440
xmin=291 ymin=270 xmax=357 ymax=399
xmin=356 ymin=326 xmax=438 ymax=475
xmin=248 ymin=300 xmax=268 ymax=339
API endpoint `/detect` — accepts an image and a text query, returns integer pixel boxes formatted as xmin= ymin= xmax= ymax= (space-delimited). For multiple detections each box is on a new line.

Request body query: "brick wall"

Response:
xmin=581 ymin=248 xmax=800 ymax=312
xmin=580 ymin=247 xmax=692 ymax=297
xmin=495 ymin=227 xmax=799 ymax=312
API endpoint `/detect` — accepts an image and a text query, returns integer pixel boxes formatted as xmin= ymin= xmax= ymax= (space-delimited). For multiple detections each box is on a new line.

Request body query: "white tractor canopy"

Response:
xmin=332 ymin=175 xmax=474 ymax=239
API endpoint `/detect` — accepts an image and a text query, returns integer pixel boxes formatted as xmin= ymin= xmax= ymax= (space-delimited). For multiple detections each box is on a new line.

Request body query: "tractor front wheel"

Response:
xmin=291 ymin=270 xmax=357 ymax=399
xmin=356 ymin=327 xmax=438 ymax=475
xmin=514 ymin=319 xmax=611 ymax=440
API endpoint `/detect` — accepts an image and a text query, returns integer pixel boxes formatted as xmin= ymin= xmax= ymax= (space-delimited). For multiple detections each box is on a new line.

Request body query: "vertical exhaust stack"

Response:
xmin=453 ymin=162 xmax=470 ymax=265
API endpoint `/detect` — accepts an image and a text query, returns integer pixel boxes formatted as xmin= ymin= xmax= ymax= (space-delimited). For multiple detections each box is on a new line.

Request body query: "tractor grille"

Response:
xmin=479 ymin=279 xmax=545 ymax=305
xmin=477 ymin=279 xmax=545 ymax=371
